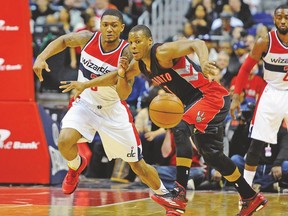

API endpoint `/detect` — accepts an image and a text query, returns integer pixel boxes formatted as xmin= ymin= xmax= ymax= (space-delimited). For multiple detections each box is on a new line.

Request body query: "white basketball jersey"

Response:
xmin=78 ymin=32 xmax=128 ymax=106
xmin=262 ymin=30 xmax=288 ymax=90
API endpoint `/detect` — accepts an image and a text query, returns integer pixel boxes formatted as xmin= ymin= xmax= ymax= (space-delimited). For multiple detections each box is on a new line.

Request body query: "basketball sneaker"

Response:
xmin=62 ymin=156 xmax=87 ymax=194
xmin=151 ymin=181 xmax=187 ymax=214
xmin=237 ymin=193 xmax=268 ymax=216
xmin=166 ymin=210 xmax=182 ymax=216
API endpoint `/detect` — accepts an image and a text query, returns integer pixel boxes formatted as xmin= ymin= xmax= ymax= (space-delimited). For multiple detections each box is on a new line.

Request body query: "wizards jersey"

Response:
xmin=78 ymin=32 xmax=128 ymax=106
xmin=262 ymin=30 xmax=288 ymax=90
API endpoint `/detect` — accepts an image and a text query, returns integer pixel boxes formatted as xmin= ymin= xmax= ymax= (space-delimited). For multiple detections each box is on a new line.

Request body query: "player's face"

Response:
xmin=128 ymin=30 xmax=152 ymax=61
xmin=274 ymin=8 xmax=288 ymax=35
xmin=100 ymin=15 xmax=124 ymax=43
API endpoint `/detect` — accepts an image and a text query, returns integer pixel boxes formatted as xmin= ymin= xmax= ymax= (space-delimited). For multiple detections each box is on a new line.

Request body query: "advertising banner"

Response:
xmin=0 ymin=102 xmax=50 ymax=183
xmin=0 ymin=0 xmax=34 ymax=101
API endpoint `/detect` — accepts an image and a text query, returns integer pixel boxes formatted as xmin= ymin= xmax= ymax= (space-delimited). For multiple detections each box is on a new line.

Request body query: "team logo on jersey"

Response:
xmin=270 ymin=57 xmax=288 ymax=64
xmin=196 ymin=111 xmax=205 ymax=123
xmin=151 ymin=72 xmax=172 ymax=85
xmin=81 ymin=57 xmax=111 ymax=74
xmin=127 ymin=146 xmax=136 ymax=157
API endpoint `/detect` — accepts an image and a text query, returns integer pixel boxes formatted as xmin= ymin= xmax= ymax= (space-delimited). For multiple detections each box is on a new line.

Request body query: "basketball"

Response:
xmin=149 ymin=93 xmax=184 ymax=128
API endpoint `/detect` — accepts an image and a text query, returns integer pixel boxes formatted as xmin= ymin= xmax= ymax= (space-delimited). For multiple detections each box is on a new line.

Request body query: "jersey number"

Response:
xmin=283 ymin=72 xmax=288 ymax=81
xmin=90 ymin=74 xmax=98 ymax=91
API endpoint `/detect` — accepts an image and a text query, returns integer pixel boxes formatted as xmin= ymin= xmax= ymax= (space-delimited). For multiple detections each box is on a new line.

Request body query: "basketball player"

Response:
xmin=230 ymin=4 xmax=288 ymax=192
xmin=33 ymin=9 xmax=170 ymax=201
xmin=115 ymin=25 xmax=267 ymax=216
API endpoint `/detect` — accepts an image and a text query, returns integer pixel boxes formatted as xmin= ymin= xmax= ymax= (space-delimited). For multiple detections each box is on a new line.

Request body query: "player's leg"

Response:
xmin=243 ymin=139 xmax=265 ymax=186
xmin=171 ymin=121 xmax=193 ymax=190
xmin=59 ymin=101 xmax=97 ymax=194
xmin=128 ymin=159 xmax=169 ymax=195
xmin=150 ymin=121 xmax=191 ymax=214
xmin=244 ymin=86 xmax=284 ymax=186
xmin=194 ymin=127 xmax=267 ymax=215
xmin=58 ymin=128 xmax=88 ymax=194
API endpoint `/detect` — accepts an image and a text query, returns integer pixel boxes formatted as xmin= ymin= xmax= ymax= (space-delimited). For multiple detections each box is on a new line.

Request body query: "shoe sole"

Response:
xmin=166 ymin=211 xmax=182 ymax=216
xmin=254 ymin=199 xmax=268 ymax=213
xmin=63 ymin=182 xmax=79 ymax=195
xmin=151 ymin=196 xmax=185 ymax=214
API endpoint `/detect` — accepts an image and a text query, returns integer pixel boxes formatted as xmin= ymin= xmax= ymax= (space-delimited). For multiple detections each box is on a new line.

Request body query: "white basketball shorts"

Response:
xmin=250 ymin=84 xmax=288 ymax=144
xmin=61 ymin=99 xmax=142 ymax=162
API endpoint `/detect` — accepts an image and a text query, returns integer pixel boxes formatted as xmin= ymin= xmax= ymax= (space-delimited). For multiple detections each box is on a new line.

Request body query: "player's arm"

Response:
xmin=230 ymin=35 xmax=269 ymax=119
xmin=156 ymin=39 xmax=217 ymax=77
xmin=33 ymin=30 xmax=93 ymax=81
xmin=60 ymin=46 xmax=133 ymax=98
xmin=116 ymin=58 xmax=141 ymax=100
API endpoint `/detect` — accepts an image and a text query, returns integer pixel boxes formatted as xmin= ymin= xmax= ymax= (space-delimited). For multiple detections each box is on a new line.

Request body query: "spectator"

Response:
xmin=126 ymin=75 xmax=148 ymax=117
xmin=210 ymin=4 xmax=244 ymax=31
xmin=189 ymin=3 xmax=212 ymax=36
xmin=31 ymin=0 xmax=56 ymax=24
xmin=217 ymin=40 xmax=241 ymax=75
xmin=214 ymin=51 xmax=234 ymax=90
xmin=228 ymin=0 xmax=254 ymax=29
xmin=232 ymin=40 xmax=249 ymax=64
xmin=230 ymin=64 xmax=266 ymax=104
xmin=202 ymin=0 xmax=219 ymax=21
xmin=165 ymin=21 xmax=197 ymax=42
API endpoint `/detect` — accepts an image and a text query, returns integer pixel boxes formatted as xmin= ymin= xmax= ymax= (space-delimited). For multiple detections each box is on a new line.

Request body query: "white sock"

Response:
xmin=153 ymin=180 xmax=169 ymax=195
xmin=243 ymin=169 xmax=256 ymax=187
xmin=68 ymin=155 xmax=81 ymax=170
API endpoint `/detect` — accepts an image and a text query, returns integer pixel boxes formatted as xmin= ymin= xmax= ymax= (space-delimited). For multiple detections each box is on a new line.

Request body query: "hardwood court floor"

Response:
xmin=0 ymin=178 xmax=287 ymax=216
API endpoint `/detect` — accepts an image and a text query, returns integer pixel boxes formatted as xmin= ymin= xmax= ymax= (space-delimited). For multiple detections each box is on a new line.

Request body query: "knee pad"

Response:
xmin=171 ymin=121 xmax=193 ymax=158
xmin=246 ymin=139 xmax=265 ymax=166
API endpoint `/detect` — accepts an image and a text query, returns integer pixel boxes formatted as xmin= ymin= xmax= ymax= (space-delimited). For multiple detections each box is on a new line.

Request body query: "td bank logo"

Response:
xmin=0 ymin=20 xmax=20 ymax=31
xmin=0 ymin=129 xmax=40 ymax=150
xmin=0 ymin=58 xmax=22 ymax=71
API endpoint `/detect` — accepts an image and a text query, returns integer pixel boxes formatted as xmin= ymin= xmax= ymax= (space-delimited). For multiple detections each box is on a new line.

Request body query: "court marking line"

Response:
xmin=96 ymin=197 xmax=151 ymax=208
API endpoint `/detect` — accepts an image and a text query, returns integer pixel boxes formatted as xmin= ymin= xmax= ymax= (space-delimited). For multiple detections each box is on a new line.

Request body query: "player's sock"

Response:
xmin=243 ymin=169 xmax=256 ymax=187
xmin=68 ymin=154 xmax=81 ymax=170
xmin=224 ymin=167 xmax=256 ymax=199
xmin=176 ymin=166 xmax=191 ymax=189
xmin=153 ymin=180 xmax=169 ymax=195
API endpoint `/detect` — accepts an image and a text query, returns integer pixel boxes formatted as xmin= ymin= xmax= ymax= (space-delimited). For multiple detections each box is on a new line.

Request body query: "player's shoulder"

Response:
xmin=256 ymin=33 xmax=269 ymax=45
xmin=252 ymin=33 xmax=269 ymax=53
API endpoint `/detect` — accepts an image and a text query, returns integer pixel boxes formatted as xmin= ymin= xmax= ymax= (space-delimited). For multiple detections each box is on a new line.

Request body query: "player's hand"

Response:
xmin=271 ymin=166 xmax=282 ymax=181
xmin=230 ymin=94 xmax=241 ymax=120
xmin=201 ymin=61 xmax=218 ymax=79
xmin=59 ymin=81 xmax=85 ymax=99
xmin=33 ymin=57 xmax=51 ymax=82
xmin=144 ymin=131 xmax=156 ymax=141
xmin=118 ymin=56 xmax=129 ymax=78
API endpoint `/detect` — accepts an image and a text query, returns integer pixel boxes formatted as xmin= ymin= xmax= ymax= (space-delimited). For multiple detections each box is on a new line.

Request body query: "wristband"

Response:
xmin=117 ymin=73 xmax=126 ymax=79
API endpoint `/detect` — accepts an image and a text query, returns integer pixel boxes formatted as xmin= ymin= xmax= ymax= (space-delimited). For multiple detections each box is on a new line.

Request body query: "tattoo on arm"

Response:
xmin=122 ymin=46 xmax=133 ymax=63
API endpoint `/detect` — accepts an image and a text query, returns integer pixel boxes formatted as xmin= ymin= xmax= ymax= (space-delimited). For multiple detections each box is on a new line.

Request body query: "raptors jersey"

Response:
xmin=139 ymin=44 xmax=229 ymax=106
xmin=262 ymin=30 xmax=288 ymax=90
xmin=78 ymin=32 xmax=128 ymax=106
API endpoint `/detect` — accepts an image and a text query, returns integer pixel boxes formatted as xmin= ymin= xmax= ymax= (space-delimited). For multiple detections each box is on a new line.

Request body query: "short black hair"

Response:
xmin=101 ymin=9 xmax=123 ymax=23
xmin=130 ymin=25 xmax=152 ymax=38
xmin=274 ymin=4 xmax=288 ymax=14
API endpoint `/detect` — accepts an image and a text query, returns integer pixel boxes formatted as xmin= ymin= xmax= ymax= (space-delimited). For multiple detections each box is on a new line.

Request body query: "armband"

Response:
xmin=234 ymin=55 xmax=258 ymax=94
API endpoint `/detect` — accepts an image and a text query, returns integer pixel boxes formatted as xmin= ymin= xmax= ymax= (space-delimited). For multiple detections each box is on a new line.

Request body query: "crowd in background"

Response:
xmin=30 ymin=0 xmax=288 ymax=193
